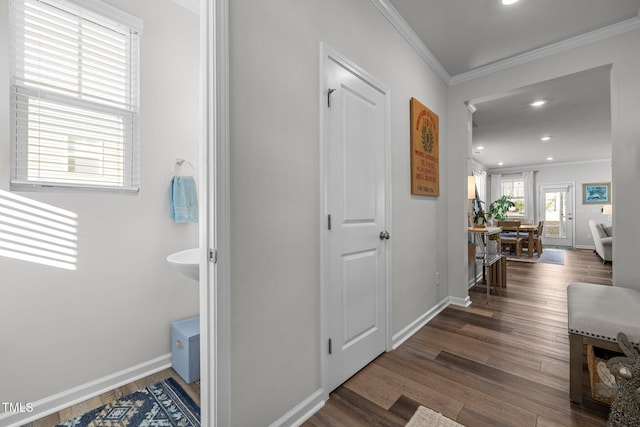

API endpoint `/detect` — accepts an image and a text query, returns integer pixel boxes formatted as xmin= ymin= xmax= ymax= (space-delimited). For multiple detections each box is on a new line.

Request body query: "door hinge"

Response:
xmin=327 ymin=214 xmax=332 ymax=230
xmin=208 ymin=248 xmax=217 ymax=264
xmin=327 ymin=88 xmax=336 ymax=108
xmin=328 ymin=338 xmax=332 ymax=355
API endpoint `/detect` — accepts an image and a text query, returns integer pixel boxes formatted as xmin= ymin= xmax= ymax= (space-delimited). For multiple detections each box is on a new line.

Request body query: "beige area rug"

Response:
xmin=406 ymin=406 xmax=464 ymax=427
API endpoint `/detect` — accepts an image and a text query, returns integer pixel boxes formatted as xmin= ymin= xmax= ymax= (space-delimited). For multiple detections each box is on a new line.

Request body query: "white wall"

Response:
xmin=0 ymin=0 xmax=200 ymax=404
xmin=534 ymin=161 xmax=612 ymax=248
xmin=229 ymin=0 xmax=448 ymax=425
xmin=482 ymin=161 xmax=612 ymax=248
xmin=448 ymin=28 xmax=640 ymax=295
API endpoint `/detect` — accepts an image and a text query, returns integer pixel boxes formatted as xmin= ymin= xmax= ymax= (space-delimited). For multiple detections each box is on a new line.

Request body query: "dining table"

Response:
xmin=518 ymin=224 xmax=539 ymax=257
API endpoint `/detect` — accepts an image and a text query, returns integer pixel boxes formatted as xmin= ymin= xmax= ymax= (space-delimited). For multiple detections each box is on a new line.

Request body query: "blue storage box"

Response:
xmin=171 ymin=316 xmax=200 ymax=383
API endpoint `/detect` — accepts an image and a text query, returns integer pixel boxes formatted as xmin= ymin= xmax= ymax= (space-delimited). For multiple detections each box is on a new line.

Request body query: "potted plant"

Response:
xmin=473 ymin=209 xmax=486 ymax=226
xmin=487 ymin=195 xmax=515 ymax=224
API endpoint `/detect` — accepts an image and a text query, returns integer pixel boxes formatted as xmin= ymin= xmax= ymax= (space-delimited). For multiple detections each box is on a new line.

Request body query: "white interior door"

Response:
xmin=324 ymin=51 xmax=389 ymax=393
xmin=539 ymin=183 xmax=574 ymax=247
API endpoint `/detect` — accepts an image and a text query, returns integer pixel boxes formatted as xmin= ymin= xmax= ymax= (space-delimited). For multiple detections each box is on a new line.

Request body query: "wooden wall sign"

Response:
xmin=410 ymin=97 xmax=439 ymax=196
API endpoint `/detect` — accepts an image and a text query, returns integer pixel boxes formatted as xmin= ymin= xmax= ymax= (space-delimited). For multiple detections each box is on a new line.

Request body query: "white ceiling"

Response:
xmin=471 ymin=65 xmax=611 ymax=170
xmin=384 ymin=0 xmax=640 ymax=170
xmin=386 ymin=0 xmax=640 ymax=77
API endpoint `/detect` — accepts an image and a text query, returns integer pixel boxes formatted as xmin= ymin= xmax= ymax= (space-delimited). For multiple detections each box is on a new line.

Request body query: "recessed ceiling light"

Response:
xmin=546 ymin=157 xmax=554 ymax=161
xmin=530 ymin=100 xmax=546 ymax=107
xmin=502 ymin=0 xmax=519 ymax=5
xmin=540 ymin=136 xmax=551 ymax=141
xmin=477 ymin=146 xmax=484 ymax=150
xmin=498 ymin=162 xmax=504 ymax=166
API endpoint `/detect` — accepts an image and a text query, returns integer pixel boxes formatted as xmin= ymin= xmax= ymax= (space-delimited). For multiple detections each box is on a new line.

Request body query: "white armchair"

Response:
xmin=588 ymin=219 xmax=612 ymax=263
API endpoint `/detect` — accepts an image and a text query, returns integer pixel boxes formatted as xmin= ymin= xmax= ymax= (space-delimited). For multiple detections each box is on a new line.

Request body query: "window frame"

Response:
xmin=9 ymin=0 xmax=143 ymax=193
xmin=500 ymin=176 xmax=526 ymax=217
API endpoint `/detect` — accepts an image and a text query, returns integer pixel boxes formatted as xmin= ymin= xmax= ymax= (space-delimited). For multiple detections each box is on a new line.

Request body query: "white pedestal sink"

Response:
xmin=167 ymin=248 xmax=199 ymax=281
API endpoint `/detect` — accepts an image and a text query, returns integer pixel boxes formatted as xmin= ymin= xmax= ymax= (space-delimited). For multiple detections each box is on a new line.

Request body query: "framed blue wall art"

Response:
xmin=582 ymin=182 xmax=611 ymax=204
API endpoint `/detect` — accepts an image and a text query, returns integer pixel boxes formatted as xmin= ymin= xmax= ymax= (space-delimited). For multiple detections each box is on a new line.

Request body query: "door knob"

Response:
xmin=379 ymin=231 xmax=390 ymax=240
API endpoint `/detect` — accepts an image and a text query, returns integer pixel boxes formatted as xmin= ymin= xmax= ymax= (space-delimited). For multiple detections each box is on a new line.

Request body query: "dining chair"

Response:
xmin=534 ymin=221 xmax=544 ymax=255
xmin=499 ymin=220 xmax=522 ymax=257
xmin=522 ymin=220 xmax=544 ymax=256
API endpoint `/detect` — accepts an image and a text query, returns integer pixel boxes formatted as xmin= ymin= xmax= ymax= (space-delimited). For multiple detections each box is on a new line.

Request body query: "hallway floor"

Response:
xmin=305 ymin=249 xmax=612 ymax=426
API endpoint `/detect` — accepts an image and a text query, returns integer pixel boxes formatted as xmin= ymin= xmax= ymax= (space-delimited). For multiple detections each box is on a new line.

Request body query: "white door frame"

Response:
xmin=200 ymin=1 xmax=230 ymax=426
xmin=319 ymin=42 xmax=393 ymax=398
xmin=538 ymin=181 xmax=576 ymax=248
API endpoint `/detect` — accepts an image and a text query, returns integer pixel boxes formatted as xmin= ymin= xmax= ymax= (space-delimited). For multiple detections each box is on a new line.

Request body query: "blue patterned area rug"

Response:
xmin=56 ymin=378 xmax=200 ymax=427
xmin=507 ymin=249 xmax=565 ymax=265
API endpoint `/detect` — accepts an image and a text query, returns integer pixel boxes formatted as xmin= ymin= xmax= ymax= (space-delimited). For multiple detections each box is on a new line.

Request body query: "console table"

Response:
xmin=468 ymin=226 xmax=506 ymax=301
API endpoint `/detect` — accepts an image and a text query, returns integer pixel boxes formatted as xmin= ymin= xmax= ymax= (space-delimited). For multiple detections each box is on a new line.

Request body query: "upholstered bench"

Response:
xmin=567 ymin=282 xmax=640 ymax=403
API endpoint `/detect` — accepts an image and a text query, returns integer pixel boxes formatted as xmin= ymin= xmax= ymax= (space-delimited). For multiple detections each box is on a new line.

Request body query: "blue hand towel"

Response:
xmin=170 ymin=176 xmax=199 ymax=223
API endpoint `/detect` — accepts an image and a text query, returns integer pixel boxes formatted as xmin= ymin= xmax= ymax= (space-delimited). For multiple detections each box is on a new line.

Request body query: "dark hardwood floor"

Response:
xmin=305 ymin=248 xmax=613 ymax=427
xmin=27 ymin=249 xmax=612 ymax=426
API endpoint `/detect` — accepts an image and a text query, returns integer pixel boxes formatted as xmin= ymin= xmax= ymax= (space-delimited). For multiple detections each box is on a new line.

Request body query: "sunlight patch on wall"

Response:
xmin=0 ymin=190 xmax=78 ymax=270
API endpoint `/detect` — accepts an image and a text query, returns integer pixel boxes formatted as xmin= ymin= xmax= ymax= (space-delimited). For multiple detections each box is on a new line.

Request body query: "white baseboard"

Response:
xmin=269 ymin=388 xmax=325 ymax=427
xmin=271 ymin=295 xmax=469 ymax=425
xmin=575 ymin=244 xmax=595 ymax=250
xmin=0 ymin=354 xmax=172 ymax=427
xmin=391 ymin=297 xmax=450 ymax=350
xmin=449 ymin=295 xmax=472 ymax=307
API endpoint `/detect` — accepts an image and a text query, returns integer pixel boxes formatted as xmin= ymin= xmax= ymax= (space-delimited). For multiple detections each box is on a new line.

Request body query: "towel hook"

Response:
xmin=174 ymin=158 xmax=195 ymax=175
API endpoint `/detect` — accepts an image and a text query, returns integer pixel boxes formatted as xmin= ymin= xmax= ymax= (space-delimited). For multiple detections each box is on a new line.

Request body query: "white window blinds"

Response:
xmin=10 ymin=0 xmax=142 ymax=191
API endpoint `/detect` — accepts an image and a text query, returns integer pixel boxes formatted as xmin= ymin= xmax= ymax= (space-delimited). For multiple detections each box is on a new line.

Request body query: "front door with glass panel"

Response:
xmin=539 ymin=183 xmax=574 ymax=247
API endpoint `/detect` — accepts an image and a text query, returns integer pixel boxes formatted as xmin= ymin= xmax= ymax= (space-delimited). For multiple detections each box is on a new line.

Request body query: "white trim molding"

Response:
xmin=370 ymin=0 xmax=640 ymax=87
xmin=268 ymin=388 xmax=325 ymax=427
xmin=78 ymin=0 xmax=144 ymax=32
xmin=370 ymin=0 xmax=450 ymax=84
xmin=450 ymin=17 xmax=640 ymax=85
xmin=172 ymin=0 xmax=200 ymax=14
xmin=487 ymin=158 xmax=612 ymax=176
xmin=200 ymin=0 xmax=230 ymax=426
xmin=0 ymin=355 xmax=171 ymax=427
xmin=391 ymin=297 xmax=450 ymax=350
xmin=450 ymin=295 xmax=472 ymax=307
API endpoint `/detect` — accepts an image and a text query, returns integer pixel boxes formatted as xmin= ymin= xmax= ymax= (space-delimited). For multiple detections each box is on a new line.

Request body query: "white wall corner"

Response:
xmin=0 ymin=355 xmax=171 ymax=427
xmin=391 ymin=297 xmax=450 ymax=350
xmin=268 ymin=388 xmax=325 ymax=427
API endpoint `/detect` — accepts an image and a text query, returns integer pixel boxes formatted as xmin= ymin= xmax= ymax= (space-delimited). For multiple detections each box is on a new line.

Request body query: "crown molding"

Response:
xmin=450 ymin=17 xmax=640 ymax=85
xmin=371 ymin=1 xmax=640 ymax=87
xmin=487 ymin=158 xmax=612 ymax=175
xmin=370 ymin=0 xmax=450 ymax=84
xmin=172 ymin=0 xmax=199 ymax=14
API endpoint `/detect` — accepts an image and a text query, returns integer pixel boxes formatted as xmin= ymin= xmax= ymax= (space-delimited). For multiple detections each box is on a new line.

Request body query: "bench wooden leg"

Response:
xmin=569 ymin=333 xmax=583 ymax=404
